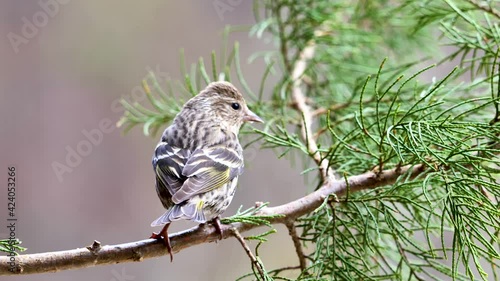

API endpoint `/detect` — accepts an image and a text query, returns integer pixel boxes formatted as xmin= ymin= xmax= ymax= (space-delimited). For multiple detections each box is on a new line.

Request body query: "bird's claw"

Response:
xmin=150 ymin=225 xmax=173 ymax=262
xmin=212 ymin=217 xmax=224 ymax=240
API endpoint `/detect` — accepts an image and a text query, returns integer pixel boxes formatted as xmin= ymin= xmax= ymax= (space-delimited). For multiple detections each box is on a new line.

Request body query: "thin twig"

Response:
xmin=393 ymin=235 xmax=426 ymax=281
xmin=312 ymin=103 xmax=352 ymax=117
xmin=0 ymin=164 xmax=426 ymax=276
xmin=268 ymin=265 xmax=301 ymax=276
xmin=466 ymin=0 xmax=500 ymax=19
xmin=273 ymin=2 xmax=292 ymax=72
xmin=231 ymin=228 xmax=266 ymax=279
xmin=285 ymin=221 xmax=307 ymax=272
xmin=312 ymin=97 xmax=379 ymax=117
xmin=290 ymin=40 xmax=335 ymax=183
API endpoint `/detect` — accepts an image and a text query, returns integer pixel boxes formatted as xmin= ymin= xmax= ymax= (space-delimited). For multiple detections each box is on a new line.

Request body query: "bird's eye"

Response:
xmin=231 ymin=102 xmax=240 ymax=110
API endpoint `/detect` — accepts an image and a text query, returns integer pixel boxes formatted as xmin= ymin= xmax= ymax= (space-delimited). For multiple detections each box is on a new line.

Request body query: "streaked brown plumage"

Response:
xmin=150 ymin=81 xmax=262 ymax=261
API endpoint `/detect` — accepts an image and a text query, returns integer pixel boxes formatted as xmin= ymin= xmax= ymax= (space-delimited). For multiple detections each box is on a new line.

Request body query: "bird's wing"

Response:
xmin=153 ymin=142 xmax=191 ymax=196
xmin=171 ymin=146 xmax=244 ymax=204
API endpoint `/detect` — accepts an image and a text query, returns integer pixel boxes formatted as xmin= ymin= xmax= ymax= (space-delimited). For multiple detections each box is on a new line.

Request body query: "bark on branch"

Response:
xmin=0 ymin=163 xmax=425 ymax=276
xmin=290 ymin=42 xmax=334 ymax=183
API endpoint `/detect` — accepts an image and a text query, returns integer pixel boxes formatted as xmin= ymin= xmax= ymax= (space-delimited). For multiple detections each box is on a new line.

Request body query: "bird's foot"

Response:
xmin=150 ymin=223 xmax=173 ymax=262
xmin=211 ymin=217 xmax=224 ymax=240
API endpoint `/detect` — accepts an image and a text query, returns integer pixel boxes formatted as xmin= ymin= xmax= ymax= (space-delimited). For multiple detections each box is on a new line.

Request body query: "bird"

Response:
xmin=150 ymin=81 xmax=263 ymax=261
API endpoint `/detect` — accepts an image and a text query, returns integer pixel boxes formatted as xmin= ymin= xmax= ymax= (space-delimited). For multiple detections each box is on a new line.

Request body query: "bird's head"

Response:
xmin=185 ymin=81 xmax=263 ymax=134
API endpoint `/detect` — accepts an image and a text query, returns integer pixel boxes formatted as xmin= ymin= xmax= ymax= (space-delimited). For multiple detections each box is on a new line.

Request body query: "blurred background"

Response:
xmin=0 ymin=1 xmax=308 ymax=280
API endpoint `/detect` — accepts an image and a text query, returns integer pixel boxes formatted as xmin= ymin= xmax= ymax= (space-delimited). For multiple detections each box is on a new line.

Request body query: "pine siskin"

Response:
xmin=150 ymin=81 xmax=262 ymax=261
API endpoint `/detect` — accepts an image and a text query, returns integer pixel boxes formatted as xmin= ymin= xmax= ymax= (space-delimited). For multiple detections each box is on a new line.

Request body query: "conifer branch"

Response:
xmin=466 ymin=0 xmax=500 ymax=19
xmin=285 ymin=221 xmax=308 ymax=273
xmin=231 ymin=228 xmax=266 ymax=279
xmin=0 ymin=164 xmax=425 ymax=276
xmin=290 ymin=40 xmax=334 ymax=183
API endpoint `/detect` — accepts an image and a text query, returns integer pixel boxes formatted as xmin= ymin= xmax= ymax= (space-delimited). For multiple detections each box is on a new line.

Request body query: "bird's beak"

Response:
xmin=243 ymin=109 xmax=264 ymax=123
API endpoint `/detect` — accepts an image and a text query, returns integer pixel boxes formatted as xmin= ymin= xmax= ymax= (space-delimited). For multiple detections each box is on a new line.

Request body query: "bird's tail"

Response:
xmin=151 ymin=203 xmax=206 ymax=227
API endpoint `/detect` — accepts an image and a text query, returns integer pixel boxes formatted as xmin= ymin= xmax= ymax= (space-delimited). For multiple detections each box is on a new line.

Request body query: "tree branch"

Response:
xmin=466 ymin=0 xmax=500 ymax=19
xmin=231 ymin=228 xmax=266 ymax=279
xmin=290 ymin=40 xmax=336 ymax=185
xmin=0 ymin=163 xmax=425 ymax=276
xmin=287 ymin=29 xmax=335 ymax=272
xmin=285 ymin=221 xmax=307 ymax=272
